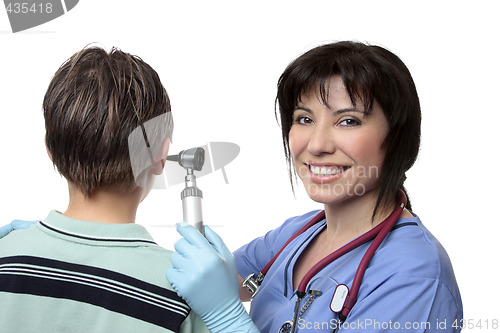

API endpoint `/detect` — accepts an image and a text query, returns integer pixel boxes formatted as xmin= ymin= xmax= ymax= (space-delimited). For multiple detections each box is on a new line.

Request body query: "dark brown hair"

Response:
xmin=44 ymin=46 xmax=172 ymax=197
xmin=276 ymin=41 xmax=421 ymax=216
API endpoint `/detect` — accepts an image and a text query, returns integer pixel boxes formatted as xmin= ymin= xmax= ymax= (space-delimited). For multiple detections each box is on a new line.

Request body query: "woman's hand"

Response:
xmin=166 ymin=223 xmax=259 ymax=333
xmin=0 ymin=220 xmax=36 ymax=239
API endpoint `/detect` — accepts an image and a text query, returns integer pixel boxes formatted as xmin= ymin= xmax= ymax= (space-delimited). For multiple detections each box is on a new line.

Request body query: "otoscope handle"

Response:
xmin=181 ymin=173 xmax=204 ymax=236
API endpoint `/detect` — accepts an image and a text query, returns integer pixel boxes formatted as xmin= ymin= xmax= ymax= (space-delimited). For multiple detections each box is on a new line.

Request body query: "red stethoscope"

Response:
xmin=242 ymin=189 xmax=407 ymax=332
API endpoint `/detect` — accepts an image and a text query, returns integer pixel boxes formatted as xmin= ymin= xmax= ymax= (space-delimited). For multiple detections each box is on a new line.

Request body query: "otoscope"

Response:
xmin=167 ymin=147 xmax=205 ymax=236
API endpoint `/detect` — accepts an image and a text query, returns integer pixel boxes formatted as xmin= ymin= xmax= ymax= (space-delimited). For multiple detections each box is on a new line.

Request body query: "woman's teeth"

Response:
xmin=309 ymin=165 xmax=349 ymax=176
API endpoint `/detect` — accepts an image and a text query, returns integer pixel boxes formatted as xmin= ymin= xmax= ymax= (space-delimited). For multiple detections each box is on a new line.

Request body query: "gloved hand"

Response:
xmin=166 ymin=223 xmax=259 ymax=333
xmin=0 ymin=220 xmax=37 ymax=238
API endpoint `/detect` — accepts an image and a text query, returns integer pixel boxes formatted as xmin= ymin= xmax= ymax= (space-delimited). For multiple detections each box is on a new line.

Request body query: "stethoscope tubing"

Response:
xmin=292 ymin=190 xmax=406 ymax=298
xmin=260 ymin=211 xmax=326 ymax=277
xmin=338 ymin=191 xmax=406 ymax=319
xmin=255 ymin=189 xmax=407 ymax=332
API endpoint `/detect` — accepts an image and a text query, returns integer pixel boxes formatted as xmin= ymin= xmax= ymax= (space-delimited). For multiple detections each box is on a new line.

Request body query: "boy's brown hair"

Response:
xmin=44 ymin=46 xmax=173 ymax=197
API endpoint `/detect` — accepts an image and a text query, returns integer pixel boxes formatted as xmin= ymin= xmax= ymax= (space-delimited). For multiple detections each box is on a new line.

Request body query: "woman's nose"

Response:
xmin=307 ymin=123 xmax=336 ymax=155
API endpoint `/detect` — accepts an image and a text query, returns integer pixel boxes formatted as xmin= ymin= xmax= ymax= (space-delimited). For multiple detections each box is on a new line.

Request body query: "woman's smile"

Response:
xmin=304 ymin=163 xmax=351 ymax=183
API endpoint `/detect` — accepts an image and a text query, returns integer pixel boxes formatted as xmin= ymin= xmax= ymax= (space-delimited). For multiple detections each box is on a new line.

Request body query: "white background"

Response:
xmin=1 ymin=0 xmax=499 ymax=329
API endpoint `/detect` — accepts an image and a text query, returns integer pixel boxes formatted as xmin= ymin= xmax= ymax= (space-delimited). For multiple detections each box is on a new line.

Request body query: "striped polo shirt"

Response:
xmin=0 ymin=211 xmax=209 ymax=333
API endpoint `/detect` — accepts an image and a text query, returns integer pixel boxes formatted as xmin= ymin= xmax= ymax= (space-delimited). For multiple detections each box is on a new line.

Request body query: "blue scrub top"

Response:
xmin=234 ymin=210 xmax=463 ymax=333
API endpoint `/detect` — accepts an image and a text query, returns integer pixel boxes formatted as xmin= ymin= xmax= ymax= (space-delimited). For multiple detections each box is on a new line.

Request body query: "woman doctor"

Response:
xmin=165 ymin=41 xmax=463 ymax=333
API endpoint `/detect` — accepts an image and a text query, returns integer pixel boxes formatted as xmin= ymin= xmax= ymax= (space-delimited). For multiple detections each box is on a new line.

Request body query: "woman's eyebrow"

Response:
xmin=294 ymin=106 xmax=313 ymax=113
xmin=294 ymin=106 xmax=366 ymax=115
xmin=334 ymin=107 xmax=366 ymax=115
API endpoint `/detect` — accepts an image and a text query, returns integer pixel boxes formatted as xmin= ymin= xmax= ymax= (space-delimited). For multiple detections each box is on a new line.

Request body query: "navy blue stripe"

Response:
xmin=0 ymin=256 xmax=189 ymax=331
xmin=39 ymin=222 xmax=157 ymax=245
xmin=0 ymin=256 xmax=179 ymax=299
xmin=1 ymin=264 xmax=181 ymax=311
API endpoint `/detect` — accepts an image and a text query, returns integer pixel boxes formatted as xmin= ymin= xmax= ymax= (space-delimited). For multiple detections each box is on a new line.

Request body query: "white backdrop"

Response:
xmin=1 ymin=0 xmax=498 ymax=329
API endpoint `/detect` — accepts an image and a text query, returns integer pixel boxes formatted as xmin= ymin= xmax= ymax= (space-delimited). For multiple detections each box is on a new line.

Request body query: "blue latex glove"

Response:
xmin=166 ymin=223 xmax=259 ymax=333
xmin=0 ymin=220 xmax=36 ymax=239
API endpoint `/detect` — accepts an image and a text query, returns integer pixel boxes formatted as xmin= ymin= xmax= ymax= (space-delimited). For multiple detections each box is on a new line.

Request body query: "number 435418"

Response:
xmin=453 ymin=319 xmax=499 ymax=330
xmin=6 ymin=2 xmax=53 ymax=14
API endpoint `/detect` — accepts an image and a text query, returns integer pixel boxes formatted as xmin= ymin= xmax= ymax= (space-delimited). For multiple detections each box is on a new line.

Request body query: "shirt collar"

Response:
xmin=39 ymin=211 xmax=157 ymax=246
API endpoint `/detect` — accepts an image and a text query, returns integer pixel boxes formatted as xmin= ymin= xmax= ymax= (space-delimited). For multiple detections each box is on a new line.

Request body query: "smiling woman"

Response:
xmin=277 ymin=42 xmax=421 ymax=221
xmin=165 ymin=41 xmax=463 ymax=333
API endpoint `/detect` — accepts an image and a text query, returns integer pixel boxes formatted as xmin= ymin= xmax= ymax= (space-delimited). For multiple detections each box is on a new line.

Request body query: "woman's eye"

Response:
xmin=338 ymin=117 xmax=361 ymax=127
xmin=294 ymin=115 xmax=314 ymax=125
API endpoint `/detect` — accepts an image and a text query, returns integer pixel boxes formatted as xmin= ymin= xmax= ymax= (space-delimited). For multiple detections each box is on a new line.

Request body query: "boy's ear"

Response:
xmin=160 ymin=138 xmax=170 ymax=169
xmin=152 ymin=138 xmax=170 ymax=175
xmin=44 ymin=135 xmax=53 ymax=162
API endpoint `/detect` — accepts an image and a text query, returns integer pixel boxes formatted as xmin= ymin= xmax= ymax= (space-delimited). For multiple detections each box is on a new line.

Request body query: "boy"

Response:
xmin=0 ymin=46 xmax=209 ymax=333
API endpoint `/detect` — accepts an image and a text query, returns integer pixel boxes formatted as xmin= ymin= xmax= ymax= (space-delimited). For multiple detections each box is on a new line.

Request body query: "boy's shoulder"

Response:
xmin=0 ymin=217 xmax=198 ymax=332
xmin=0 ymin=213 xmax=175 ymax=288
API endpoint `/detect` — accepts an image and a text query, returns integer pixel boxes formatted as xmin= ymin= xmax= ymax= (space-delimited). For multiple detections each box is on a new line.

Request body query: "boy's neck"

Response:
xmin=63 ymin=183 xmax=142 ymax=224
